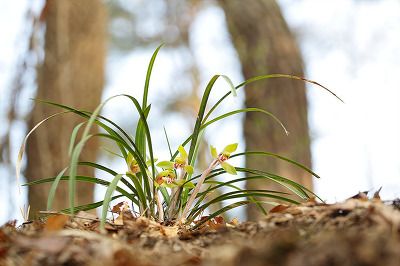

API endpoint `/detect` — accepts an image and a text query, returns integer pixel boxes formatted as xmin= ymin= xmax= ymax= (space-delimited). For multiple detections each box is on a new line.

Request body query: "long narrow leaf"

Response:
xmin=47 ymin=167 xmax=68 ymax=210
xmin=69 ymin=134 xmax=93 ymax=214
xmin=24 ymin=175 xmax=138 ymax=205
xmin=78 ymin=161 xmax=138 ymax=197
xmin=68 ymin=122 xmax=85 ymax=157
xmin=188 ymin=190 xmax=299 ymax=221
xmin=231 ymin=151 xmax=321 ymax=178
xmin=16 ymin=111 xmax=69 ymax=193
xmin=143 ymin=44 xmax=163 ymax=108
xmin=135 ymin=105 xmax=151 ymax=160
xmin=203 ymin=73 xmax=343 ymax=123
xmin=100 ymin=174 xmax=123 ymax=230
xmin=61 ymin=194 xmax=125 ymax=214
xmin=202 ymin=107 xmax=288 ymax=135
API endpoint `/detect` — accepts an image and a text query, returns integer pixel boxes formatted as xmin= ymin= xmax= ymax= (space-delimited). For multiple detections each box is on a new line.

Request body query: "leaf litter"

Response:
xmin=1 ymin=194 xmax=400 ymax=265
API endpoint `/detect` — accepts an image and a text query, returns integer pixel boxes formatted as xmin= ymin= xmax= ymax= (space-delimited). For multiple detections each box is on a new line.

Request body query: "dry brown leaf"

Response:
xmin=270 ymin=204 xmax=290 ymax=213
xmin=373 ymin=187 xmax=382 ymax=201
xmin=111 ymin=202 xmax=125 ymax=214
xmin=349 ymin=191 xmax=369 ymax=200
xmin=44 ymin=214 xmax=69 ymax=232
xmin=229 ymin=218 xmax=239 ymax=226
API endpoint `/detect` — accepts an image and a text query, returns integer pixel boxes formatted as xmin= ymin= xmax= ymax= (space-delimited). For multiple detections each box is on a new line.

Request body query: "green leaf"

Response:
xmin=202 ymin=108 xmax=288 ymax=136
xmin=135 ymin=105 xmax=151 ymax=162
xmin=77 ymin=161 xmax=139 ymax=199
xmin=231 ymin=151 xmax=321 ymax=179
xmin=157 ymin=161 xmax=174 ymax=169
xmin=100 ymin=174 xmax=124 ymax=230
xmin=146 ymin=158 xmax=156 ymax=167
xmin=188 ymin=190 xmax=299 ymax=221
xmin=220 ymin=75 xmax=237 ymax=97
xmin=187 ymin=75 xmax=219 ymax=165
xmin=68 ymin=122 xmax=85 ymax=157
xmin=16 ymin=111 xmax=69 ymax=194
xmin=143 ymin=44 xmax=163 ymax=108
xmin=223 ymin=143 xmax=238 ymax=153
xmin=101 ymin=147 xmax=124 ymax=159
xmin=24 ymin=174 xmax=138 ymax=205
xmin=184 ymin=165 xmax=194 ymax=174
xmin=47 ymin=167 xmax=68 ymax=211
xmin=203 ymin=73 xmax=343 ymax=124
xmin=163 ymin=126 xmax=173 ymax=157
xmin=210 ymin=145 xmax=218 ymax=159
xmin=221 ymin=162 xmax=237 ymax=175
xmin=178 ymin=145 xmax=188 ymax=160
xmin=60 ymin=194 xmax=125 ymax=214
xmin=69 ymin=134 xmax=93 ymax=214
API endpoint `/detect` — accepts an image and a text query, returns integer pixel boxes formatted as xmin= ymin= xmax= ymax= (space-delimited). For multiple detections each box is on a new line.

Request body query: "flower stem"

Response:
xmin=168 ymin=170 xmax=185 ymax=219
xmin=179 ymin=159 xmax=219 ymax=223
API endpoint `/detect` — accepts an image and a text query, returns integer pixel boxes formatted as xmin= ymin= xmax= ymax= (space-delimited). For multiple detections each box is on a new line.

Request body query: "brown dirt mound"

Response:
xmin=1 ymin=198 xmax=400 ymax=266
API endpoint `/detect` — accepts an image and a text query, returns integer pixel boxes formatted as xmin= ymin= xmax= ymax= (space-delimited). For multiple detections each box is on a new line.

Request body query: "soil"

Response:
xmin=1 ymin=196 xmax=400 ymax=266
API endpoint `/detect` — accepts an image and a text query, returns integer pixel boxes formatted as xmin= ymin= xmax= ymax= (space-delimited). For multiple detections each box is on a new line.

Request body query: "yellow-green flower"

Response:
xmin=156 ymin=170 xmax=176 ymax=186
xmin=210 ymin=143 xmax=238 ymax=175
xmin=126 ymin=153 xmax=140 ymax=174
xmin=157 ymin=145 xmax=194 ymax=174
xmin=126 ymin=153 xmax=154 ymax=175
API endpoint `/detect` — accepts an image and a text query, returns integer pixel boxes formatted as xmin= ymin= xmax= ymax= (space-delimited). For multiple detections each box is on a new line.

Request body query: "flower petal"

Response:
xmin=184 ymin=165 xmax=194 ymax=174
xmin=223 ymin=143 xmax=238 ymax=153
xmin=156 ymin=161 xmax=174 ymax=169
xmin=210 ymin=145 xmax=218 ymax=159
xmin=221 ymin=162 xmax=237 ymax=175
xmin=183 ymin=181 xmax=195 ymax=189
xmin=178 ymin=145 xmax=188 ymax=160
xmin=174 ymin=179 xmax=195 ymax=189
xmin=126 ymin=152 xmax=134 ymax=165
xmin=146 ymin=158 xmax=157 ymax=167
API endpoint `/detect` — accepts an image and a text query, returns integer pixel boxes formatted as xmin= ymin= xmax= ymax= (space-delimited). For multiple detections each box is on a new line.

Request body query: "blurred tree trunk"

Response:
xmin=220 ymin=0 xmax=312 ymax=220
xmin=26 ymin=0 xmax=106 ymax=218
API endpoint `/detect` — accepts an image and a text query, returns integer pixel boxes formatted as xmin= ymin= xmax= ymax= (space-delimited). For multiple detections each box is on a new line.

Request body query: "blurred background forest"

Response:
xmin=1 ymin=0 xmax=400 ymax=224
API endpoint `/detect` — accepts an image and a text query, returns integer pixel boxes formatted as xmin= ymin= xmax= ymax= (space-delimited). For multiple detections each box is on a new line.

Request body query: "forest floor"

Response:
xmin=1 ymin=194 xmax=400 ymax=266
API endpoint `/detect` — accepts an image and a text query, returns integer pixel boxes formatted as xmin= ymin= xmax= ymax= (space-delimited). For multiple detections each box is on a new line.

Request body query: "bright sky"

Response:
xmin=1 ymin=0 xmax=400 ymax=224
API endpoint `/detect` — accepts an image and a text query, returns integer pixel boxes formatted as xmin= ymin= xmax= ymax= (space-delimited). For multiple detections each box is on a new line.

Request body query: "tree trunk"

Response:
xmin=220 ymin=0 xmax=312 ymax=220
xmin=26 ymin=0 xmax=106 ymax=217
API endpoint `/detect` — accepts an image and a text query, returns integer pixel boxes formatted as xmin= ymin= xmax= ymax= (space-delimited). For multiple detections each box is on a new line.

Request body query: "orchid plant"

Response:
xmin=18 ymin=45 xmax=342 ymax=229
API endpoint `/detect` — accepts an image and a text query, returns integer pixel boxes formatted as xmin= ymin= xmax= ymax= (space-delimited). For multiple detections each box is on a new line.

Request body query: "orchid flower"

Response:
xmin=210 ymin=143 xmax=238 ymax=175
xmin=157 ymin=145 xmax=194 ymax=174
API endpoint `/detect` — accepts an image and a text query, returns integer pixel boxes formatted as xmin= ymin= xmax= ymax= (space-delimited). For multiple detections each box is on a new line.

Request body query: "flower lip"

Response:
xmin=174 ymin=157 xmax=186 ymax=169
xmin=130 ymin=162 xmax=140 ymax=174
xmin=156 ymin=170 xmax=176 ymax=185
xmin=218 ymin=152 xmax=230 ymax=162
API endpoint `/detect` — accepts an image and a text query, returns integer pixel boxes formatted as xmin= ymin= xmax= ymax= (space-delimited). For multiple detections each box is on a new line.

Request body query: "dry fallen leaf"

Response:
xmin=270 ymin=205 xmax=290 ymax=213
xmin=44 ymin=214 xmax=69 ymax=232
xmin=349 ymin=191 xmax=369 ymax=200
xmin=228 ymin=217 xmax=240 ymax=227
xmin=111 ymin=202 xmax=125 ymax=214
xmin=373 ymin=187 xmax=382 ymax=201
